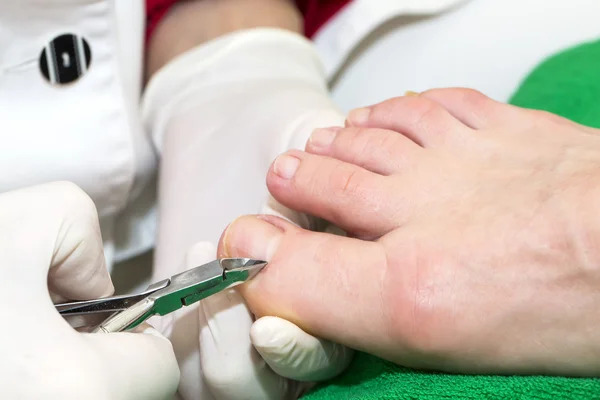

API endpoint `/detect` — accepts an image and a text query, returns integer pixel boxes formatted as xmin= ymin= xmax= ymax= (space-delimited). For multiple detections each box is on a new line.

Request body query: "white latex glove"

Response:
xmin=143 ymin=29 xmax=353 ymax=399
xmin=152 ymin=236 xmax=351 ymax=400
xmin=0 ymin=182 xmax=179 ymax=400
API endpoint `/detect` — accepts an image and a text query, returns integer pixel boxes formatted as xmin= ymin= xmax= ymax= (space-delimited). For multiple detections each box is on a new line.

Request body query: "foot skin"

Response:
xmin=220 ymin=88 xmax=600 ymax=376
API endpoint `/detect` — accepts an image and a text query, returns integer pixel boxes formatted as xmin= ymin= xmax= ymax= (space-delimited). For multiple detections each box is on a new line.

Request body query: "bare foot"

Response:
xmin=220 ymin=88 xmax=600 ymax=376
xmin=146 ymin=0 xmax=302 ymax=80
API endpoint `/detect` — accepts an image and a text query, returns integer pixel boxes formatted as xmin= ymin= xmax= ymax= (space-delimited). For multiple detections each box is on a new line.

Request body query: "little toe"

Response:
xmin=420 ymin=88 xmax=530 ymax=129
xmin=424 ymin=88 xmax=600 ymax=138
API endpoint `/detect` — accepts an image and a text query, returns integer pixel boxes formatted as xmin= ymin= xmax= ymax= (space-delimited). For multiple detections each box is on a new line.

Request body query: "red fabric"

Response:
xmin=146 ymin=0 xmax=178 ymax=42
xmin=295 ymin=0 xmax=351 ymax=38
xmin=145 ymin=0 xmax=352 ymax=42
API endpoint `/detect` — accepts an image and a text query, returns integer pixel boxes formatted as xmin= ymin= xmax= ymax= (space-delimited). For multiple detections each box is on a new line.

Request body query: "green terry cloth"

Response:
xmin=510 ymin=39 xmax=600 ymax=128
xmin=303 ymin=39 xmax=600 ymax=400
xmin=303 ymin=353 xmax=600 ymax=400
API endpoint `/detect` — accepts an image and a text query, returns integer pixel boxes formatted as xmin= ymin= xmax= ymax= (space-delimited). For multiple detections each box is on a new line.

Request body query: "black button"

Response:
xmin=40 ymin=34 xmax=92 ymax=85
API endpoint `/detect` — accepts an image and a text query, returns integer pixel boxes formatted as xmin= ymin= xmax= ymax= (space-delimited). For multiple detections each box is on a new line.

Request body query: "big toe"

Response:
xmin=217 ymin=214 xmax=390 ymax=352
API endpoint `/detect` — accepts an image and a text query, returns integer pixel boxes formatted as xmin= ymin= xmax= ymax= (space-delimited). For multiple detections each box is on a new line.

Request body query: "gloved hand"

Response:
xmin=0 ymin=182 xmax=179 ymax=400
xmin=143 ymin=29 xmax=354 ymax=399
xmin=150 ymin=198 xmax=352 ymax=400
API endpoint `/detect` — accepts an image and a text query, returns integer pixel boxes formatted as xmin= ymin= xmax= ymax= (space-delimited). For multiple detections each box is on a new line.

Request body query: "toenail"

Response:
xmin=309 ymin=128 xmax=338 ymax=149
xmin=223 ymin=216 xmax=284 ymax=262
xmin=347 ymin=107 xmax=371 ymax=126
xmin=273 ymin=154 xmax=300 ymax=180
xmin=405 ymin=91 xmax=420 ymax=97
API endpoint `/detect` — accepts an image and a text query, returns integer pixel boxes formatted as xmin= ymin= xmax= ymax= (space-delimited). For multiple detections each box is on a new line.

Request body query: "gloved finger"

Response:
xmin=84 ymin=324 xmax=180 ymax=400
xmin=0 ymin=182 xmax=113 ymax=302
xmin=186 ymin=241 xmax=299 ymax=400
xmin=218 ymin=215 xmax=391 ymax=356
xmin=251 ymin=316 xmax=353 ymax=382
xmin=201 ymin=288 xmax=308 ymax=400
xmin=157 ymin=303 xmax=211 ymax=400
xmin=160 ymin=242 xmax=215 ymax=400
xmin=46 ymin=183 xmax=113 ymax=300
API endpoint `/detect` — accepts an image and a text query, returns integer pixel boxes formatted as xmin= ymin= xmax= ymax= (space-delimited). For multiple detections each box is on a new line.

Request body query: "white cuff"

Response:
xmin=313 ymin=0 xmax=470 ymax=78
xmin=142 ymin=28 xmax=338 ymax=153
xmin=145 ymin=27 xmax=345 ymax=272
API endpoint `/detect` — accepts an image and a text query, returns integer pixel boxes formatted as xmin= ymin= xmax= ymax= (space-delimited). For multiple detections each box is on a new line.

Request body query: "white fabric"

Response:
xmin=0 ymin=0 xmax=157 ymax=270
xmin=326 ymin=0 xmax=600 ymax=111
xmin=142 ymin=29 xmax=353 ymax=400
xmin=313 ymin=0 xmax=470 ymax=78
xmin=0 ymin=182 xmax=179 ymax=400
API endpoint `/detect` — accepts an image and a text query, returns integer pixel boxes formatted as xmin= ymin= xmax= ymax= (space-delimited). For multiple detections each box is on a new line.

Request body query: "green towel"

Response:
xmin=303 ymin=39 xmax=600 ymax=400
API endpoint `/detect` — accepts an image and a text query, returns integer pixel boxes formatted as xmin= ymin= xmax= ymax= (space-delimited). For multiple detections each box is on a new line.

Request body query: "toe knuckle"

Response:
xmin=362 ymin=127 xmax=389 ymax=148
xmin=371 ymin=96 xmax=447 ymax=129
xmin=379 ymin=129 xmax=402 ymax=150
xmin=337 ymin=127 xmax=365 ymax=150
xmin=426 ymin=87 xmax=487 ymax=107
xmin=375 ymin=96 xmax=406 ymax=111
xmin=456 ymin=88 xmax=487 ymax=106
xmin=452 ymin=87 xmax=484 ymax=98
xmin=451 ymin=87 xmax=484 ymax=98
xmin=371 ymin=96 xmax=414 ymax=119
xmin=407 ymin=98 xmax=445 ymax=127
xmin=348 ymin=127 xmax=384 ymax=158
xmin=331 ymin=167 xmax=362 ymax=197
xmin=421 ymin=87 xmax=451 ymax=98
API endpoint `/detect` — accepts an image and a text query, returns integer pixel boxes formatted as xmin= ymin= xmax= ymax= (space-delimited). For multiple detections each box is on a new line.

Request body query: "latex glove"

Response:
xmin=152 ymin=222 xmax=351 ymax=400
xmin=0 ymin=182 xmax=179 ymax=400
xmin=149 ymin=207 xmax=351 ymax=400
xmin=143 ymin=29 xmax=353 ymax=399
